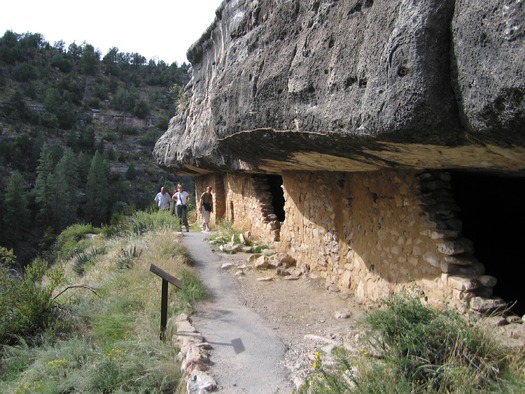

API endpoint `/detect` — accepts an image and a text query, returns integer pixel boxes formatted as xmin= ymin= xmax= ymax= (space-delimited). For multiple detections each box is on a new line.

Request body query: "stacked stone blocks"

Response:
xmin=211 ymin=169 xmax=501 ymax=313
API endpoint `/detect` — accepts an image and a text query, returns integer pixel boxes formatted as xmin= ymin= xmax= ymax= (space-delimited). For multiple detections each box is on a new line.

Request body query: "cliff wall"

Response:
xmin=153 ymin=0 xmax=525 ymax=312
xmin=154 ymin=0 xmax=525 ymax=175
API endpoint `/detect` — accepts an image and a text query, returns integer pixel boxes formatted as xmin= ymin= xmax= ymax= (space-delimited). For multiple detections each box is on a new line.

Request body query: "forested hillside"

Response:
xmin=0 ymin=30 xmax=190 ymax=264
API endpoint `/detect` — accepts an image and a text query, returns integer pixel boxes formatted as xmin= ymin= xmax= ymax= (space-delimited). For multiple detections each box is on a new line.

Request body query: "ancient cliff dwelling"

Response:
xmin=154 ymin=0 xmax=525 ymax=315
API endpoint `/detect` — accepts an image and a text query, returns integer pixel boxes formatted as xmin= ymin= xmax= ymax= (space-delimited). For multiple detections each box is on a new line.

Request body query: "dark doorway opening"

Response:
xmin=268 ymin=175 xmax=285 ymax=222
xmin=450 ymin=171 xmax=525 ymax=315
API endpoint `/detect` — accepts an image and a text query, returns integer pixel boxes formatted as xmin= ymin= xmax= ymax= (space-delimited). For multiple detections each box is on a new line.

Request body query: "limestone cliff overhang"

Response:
xmin=153 ymin=0 xmax=525 ymax=176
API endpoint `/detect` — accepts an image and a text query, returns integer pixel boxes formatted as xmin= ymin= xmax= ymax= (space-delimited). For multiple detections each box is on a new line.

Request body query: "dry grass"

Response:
xmin=1 ymin=217 xmax=205 ymax=393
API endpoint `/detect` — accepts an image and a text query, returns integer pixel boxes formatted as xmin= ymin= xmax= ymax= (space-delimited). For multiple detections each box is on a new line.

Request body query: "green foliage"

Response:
xmin=0 ymin=257 xmax=64 ymax=345
xmin=156 ymin=116 xmax=169 ymax=130
xmin=50 ymin=53 xmax=72 ymax=73
xmin=51 ymin=148 xmax=80 ymax=229
xmin=53 ymin=223 xmax=99 ymax=260
xmin=1 ymin=335 xmax=180 ymax=394
xmin=42 ymin=86 xmax=77 ymax=129
xmin=362 ymin=294 xmax=503 ymax=390
xmin=139 ymin=128 xmax=163 ymax=147
xmin=72 ymin=251 xmax=92 ymax=276
xmin=90 ymin=314 xmax=134 ymax=347
xmin=170 ymin=83 xmax=187 ymax=112
xmin=2 ymin=170 xmax=31 ymax=247
xmin=116 ymin=245 xmax=142 ymax=270
xmin=175 ymin=270 xmax=207 ymax=314
xmin=114 ymin=124 xmax=138 ymax=136
xmin=133 ymin=99 xmax=150 ymax=118
xmin=6 ymin=91 xmax=31 ymax=121
xmin=0 ymin=29 xmax=192 ymax=262
xmin=206 ymin=220 xmax=242 ymax=245
xmin=123 ymin=210 xmax=179 ymax=236
xmin=85 ymin=151 xmax=112 ymax=225
xmin=298 ymin=349 xmax=355 ymax=394
xmin=155 ymin=238 xmax=191 ymax=262
xmin=204 ymin=220 xmax=268 ymax=253
xmin=112 ymin=86 xmax=139 ymax=111
xmin=72 ymin=247 xmax=107 ymax=276
xmin=0 ymin=246 xmax=16 ymax=266
xmin=300 ymin=294 xmax=525 ymax=393
xmin=125 ymin=163 xmax=137 ymax=180
xmin=12 ymin=62 xmax=37 ymax=82
xmin=79 ymin=43 xmax=99 ymax=75
xmin=34 ymin=144 xmax=55 ymax=226
xmin=0 ymin=214 xmax=211 ymax=392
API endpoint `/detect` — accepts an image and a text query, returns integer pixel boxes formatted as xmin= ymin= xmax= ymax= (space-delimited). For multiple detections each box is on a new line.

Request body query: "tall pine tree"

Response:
xmin=85 ymin=151 xmax=111 ymax=225
xmin=52 ymin=148 xmax=80 ymax=230
xmin=34 ymin=144 xmax=55 ymax=227
xmin=2 ymin=171 xmax=31 ymax=248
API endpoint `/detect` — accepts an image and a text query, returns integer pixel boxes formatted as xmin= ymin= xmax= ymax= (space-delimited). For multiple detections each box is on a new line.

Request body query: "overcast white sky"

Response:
xmin=0 ymin=0 xmax=223 ymax=65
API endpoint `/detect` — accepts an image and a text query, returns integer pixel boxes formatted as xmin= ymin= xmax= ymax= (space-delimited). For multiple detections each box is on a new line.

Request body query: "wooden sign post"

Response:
xmin=149 ymin=264 xmax=181 ymax=340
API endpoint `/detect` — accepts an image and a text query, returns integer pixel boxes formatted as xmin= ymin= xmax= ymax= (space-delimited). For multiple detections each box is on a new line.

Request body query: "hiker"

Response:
xmin=154 ymin=186 xmax=171 ymax=211
xmin=172 ymin=184 xmax=190 ymax=232
xmin=199 ymin=186 xmax=213 ymax=232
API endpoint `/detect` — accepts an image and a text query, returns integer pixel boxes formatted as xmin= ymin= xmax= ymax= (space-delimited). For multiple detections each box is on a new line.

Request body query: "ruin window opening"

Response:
xmin=450 ymin=171 xmax=525 ymax=315
xmin=267 ymin=175 xmax=285 ymax=222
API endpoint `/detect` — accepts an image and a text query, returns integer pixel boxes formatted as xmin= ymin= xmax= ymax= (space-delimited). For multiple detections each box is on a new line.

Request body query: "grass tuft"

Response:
xmin=298 ymin=293 xmax=525 ymax=393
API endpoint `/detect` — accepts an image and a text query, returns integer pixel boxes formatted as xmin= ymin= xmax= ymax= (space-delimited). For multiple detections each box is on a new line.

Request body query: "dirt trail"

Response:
xmin=181 ymin=231 xmax=367 ymax=391
xmin=181 ymin=232 xmax=294 ymax=393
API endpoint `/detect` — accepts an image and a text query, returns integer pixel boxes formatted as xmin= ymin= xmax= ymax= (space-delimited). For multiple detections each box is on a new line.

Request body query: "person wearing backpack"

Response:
xmin=199 ymin=186 xmax=213 ymax=232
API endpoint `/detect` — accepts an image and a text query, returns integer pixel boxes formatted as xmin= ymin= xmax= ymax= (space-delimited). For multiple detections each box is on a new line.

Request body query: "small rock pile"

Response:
xmin=170 ymin=314 xmax=216 ymax=393
xmin=222 ymin=251 xmax=307 ymax=281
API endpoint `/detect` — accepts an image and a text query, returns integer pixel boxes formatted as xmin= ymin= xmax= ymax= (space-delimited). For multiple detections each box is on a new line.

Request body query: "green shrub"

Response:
xmin=115 ymin=124 xmax=139 ymax=136
xmin=123 ymin=210 xmax=178 ymax=236
xmin=174 ymin=270 xmax=207 ymax=314
xmin=298 ymin=349 xmax=355 ymax=394
xmin=72 ymin=251 xmax=92 ymax=276
xmin=0 ymin=258 xmax=64 ymax=345
xmin=363 ymin=294 xmax=506 ymax=391
xmin=72 ymin=246 xmax=107 ymax=276
xmin=139 ymin=128 xmax=163 ymax=147
xmin=0 ymin=213 xmax=201 ymax=392
xmin=116 ymin=245 xmax=142 ymax=270
xmin=205 ymin=219 xmax=240 ymax=245
xmin=0 ymin=246 xmax=16 ymax=266
xmin=155 ymin=240 xmax=191 ymax=262
xmin=299 ymin=294 xmax=525 ymax=393
xmin=53 ymin=223 xmax=99 ymax=260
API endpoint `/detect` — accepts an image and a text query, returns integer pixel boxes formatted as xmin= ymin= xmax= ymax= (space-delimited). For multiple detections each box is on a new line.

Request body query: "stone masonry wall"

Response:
xmin=221 ymin=173 xmax=274 ymax=242
xmin=195 ymin=173 xmax=264 ymax=234
xmin=279 ymin=170 xmax=499 ymax=312
xmin=202 ymin=169 xmax=500 ymax=312
xmin=280 ymin=171 xmax=432 ymax=301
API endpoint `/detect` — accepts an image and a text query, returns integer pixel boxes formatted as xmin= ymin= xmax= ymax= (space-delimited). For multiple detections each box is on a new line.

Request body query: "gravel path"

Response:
xmin=181 ymin=231 xmax=294 ymax=393
xmin=180 ymin=231 xmax=367 ymax=392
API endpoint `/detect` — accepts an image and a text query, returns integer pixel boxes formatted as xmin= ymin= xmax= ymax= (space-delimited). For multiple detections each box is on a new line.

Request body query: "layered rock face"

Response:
xmin=153 ymin=0 xmax=525 ymax=312
xmin=153 ymin=0 xmax=525 ymax=175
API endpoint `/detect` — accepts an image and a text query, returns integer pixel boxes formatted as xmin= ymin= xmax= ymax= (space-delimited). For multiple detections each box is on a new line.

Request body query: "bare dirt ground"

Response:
xmin=216 ymin=252 xmax=368 ymax=387
xmin=216 ymin=249 xmax=525 ymax=388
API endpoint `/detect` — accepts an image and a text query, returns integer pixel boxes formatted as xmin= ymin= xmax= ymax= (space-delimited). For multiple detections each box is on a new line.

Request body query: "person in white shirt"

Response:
xmin=154 ymin=186 xmax=171 ymax=211
xmin=172 ymin=184 xmax=191 ymax=231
